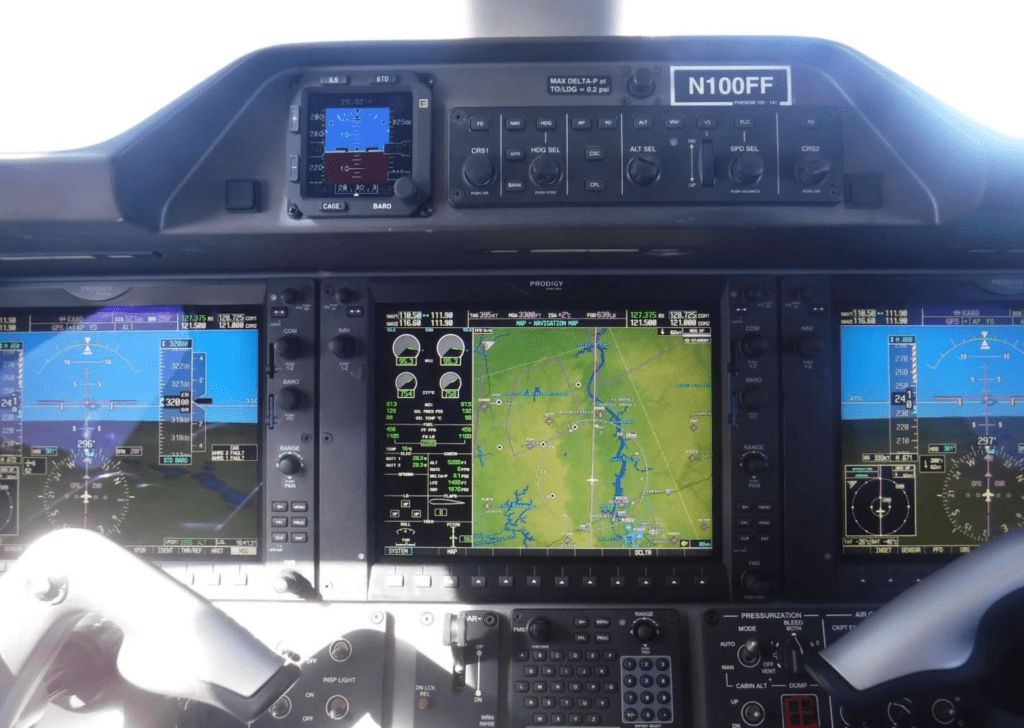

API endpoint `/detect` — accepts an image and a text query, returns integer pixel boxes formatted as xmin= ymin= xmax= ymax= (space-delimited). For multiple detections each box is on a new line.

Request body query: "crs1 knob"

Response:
xmin=632 ymin=618 xmax=658 ymax=643
xmin=795 ymin=155 xmax=832 ymax=186
xmin=730 ymin=153 xmax=765 ymax=186
xmin=277 ymin=454 xmax=302 ymax=475
xmin=627 ymin=154 xmax=661 ymax=186
xmin=462 ymin=155 xmax=495 ymax=187
xmin=273 ymin=335 xmax=302 ymax=360
xmin=530 ymin=155 xmax=563 ymax=186
xmin=329 ymin=334 xmax=356 ymax=359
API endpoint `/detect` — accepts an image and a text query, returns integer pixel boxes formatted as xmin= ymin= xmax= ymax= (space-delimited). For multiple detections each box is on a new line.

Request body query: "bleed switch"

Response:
xmin=700 ymin=140 xmax=715 ymax=187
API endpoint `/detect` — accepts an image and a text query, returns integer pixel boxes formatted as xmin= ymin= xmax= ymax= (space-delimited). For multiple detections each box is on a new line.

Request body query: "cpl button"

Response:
xmin=326 ymin=695 xmax=350 ymax=720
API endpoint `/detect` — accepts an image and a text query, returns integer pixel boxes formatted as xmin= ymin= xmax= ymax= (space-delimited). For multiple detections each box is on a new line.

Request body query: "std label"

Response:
xmin=547 ymin=75 xmax=612 ymax=95
xmin=670 ymin=66 xmax=791 ymax=106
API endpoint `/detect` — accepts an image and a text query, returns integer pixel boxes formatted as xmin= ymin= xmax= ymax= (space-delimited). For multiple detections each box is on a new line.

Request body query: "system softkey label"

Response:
xmin=670 ymin=66 xmax=791 ymax=106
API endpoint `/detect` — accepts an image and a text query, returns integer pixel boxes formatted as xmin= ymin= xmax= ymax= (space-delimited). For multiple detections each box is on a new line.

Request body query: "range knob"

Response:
xmin=393 ymin=175 xmax=419 ymax=200
xmin=740 ymin=451 xmax=769 ymax=475
xmin=737 ymin=639 xmax=762 ymax=667
xmin=627 ymin=67 xmax=655 ymax=98
xmin=273 ymin=335 xmax=302 ymax=360
xmin=730 ymin=152 xmax=765 ymax=186
xmin=277 ymin=453 xmax=302 ymax=475
xmin=530 ymin=155 xmax=563 ymax=186
xmin=462 ymin=154 xmax=495 ymax=187
xmin=627 ymin=154 xmax=661 ymax=186
xmin=326 ymin=695 xmax=350 ymax=721
xmin=276 ymin=386 xmax=302 ymax=412
xmin=329 ymin=334 xmax=357 ymax=359
xmin=527 ymin=617 xmax=553 ymax=642
xmin=795 ymin=333 xmax=824 ymax=358
xmin=632 ymin=618 xmax=658 ymax=643
xmin=739 ymin=333 xmax=770 ymax=357
xmin=795 ymin=155 xmax=832 ymax=186
xmin=741 ymin=569 xmax=771 ymax=596
xmin=740 ymin=386 xmax=768 ymax=411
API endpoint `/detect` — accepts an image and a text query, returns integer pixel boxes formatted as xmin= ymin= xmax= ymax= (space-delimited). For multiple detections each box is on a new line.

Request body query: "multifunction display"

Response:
xmin=0 ymin=305 xmax=262 ymax=560
xmin=378 ymin=305 xmax=714 ymax=557
xmin=304 ymin=92 xmax=414 ymax=198
xmin=841 ymin=304 xmax=1024 ymax=556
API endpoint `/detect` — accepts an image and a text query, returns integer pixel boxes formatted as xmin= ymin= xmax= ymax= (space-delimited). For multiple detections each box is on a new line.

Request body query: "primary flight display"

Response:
xmin=378 ymin=305 xmax=715 ymax=558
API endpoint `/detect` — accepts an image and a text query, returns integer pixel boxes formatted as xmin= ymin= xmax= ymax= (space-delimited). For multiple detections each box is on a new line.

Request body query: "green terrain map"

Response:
xmin=471 ymin=325 xmax=713 ymax=550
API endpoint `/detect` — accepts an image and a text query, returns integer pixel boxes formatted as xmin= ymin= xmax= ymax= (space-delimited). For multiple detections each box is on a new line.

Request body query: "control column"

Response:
xmin=318 ymin=279 xmax=372 ymax=600
xmin=266 ymin=280 xmax=317 ymax=596
xmin=726 ymin=278 xmax=782 ymax=599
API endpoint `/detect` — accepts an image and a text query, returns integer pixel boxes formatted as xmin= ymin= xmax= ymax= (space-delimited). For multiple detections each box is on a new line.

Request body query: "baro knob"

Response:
xmin=627 ymin=154 xmax=661 ymax=186
xmin=277 ymin=453 xmax=302 ymax=476
xmin=273 ymin=335 xmax=302 ymax=360
xmin=393 ymin=175 xmax=419 ymax=200
xmin=527 ymin=617 xmax=553 ymax=642
xmin=632 ymin=618 xmax=658 ymax=643
xmin=530 ymin=155 xmax=563 ymax=186
xmin=462 ymin=155 xmax=495 ymax=187
xmin=276 ymin=386 xmax=302 ymax=412
xmin=329 ymin=334 xmax=357 ymax=359
xmin=740 ymin=386 xmax=768 ymax=411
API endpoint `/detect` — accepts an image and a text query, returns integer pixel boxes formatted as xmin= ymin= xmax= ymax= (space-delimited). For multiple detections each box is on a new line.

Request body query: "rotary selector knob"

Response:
xmin=737 ymin=639 xmax=762 ymax=667
xmin=740 ymin=451 xmax=769 ymax=475
xmin=329 ymin=639 xmax=353 ymax=662
xmin=932 ymin=699 xmax=957 ymax=725
xmin=740 ymin=386 xmax=768 ymax=411
xmin=795 ymin=155 xmax=832 ymax=186
xmin=742 ymin=701 xmax=766 ymax=726
xmin=627 ymin=154 xmax=661 ymax=186
xmin=795 ymin=333 xmax=825 ymax=358
xmin=269 ymin=695 xmax=292 ymax=719
xmin=740 ymin=333 xmax=770 ymax=357
xmin=781 ymin=635 xmax=806 ymax=675
xmin=741 ymin=569 xmax=771 ymax=596
xmin=276 ymin=386 xmax=302 ymax=412
xmin=277 ymin=454 xmax=302 ymax=475
xmin=273 ymin=335 xmax=302 ymax=360
xmin=628 ymin=67 xmax=655 ymax=98
xmin=326 ymin=695 xmax=350 ymax=721
xmin=462 ymin=155 xmax=495 ymax=187
xmin=887 ymin=699 xmax=914 ymax=728
xmin=731 ymin=153 xmax=765 ymax=186
xmin=527 ymin=617 xmax=553 ymax=642
xmin=329 ymin=334 xmax=356 ymax=359
xmin=530 ymin=155 xmax=563 ymax=186
xmin=632 ymin=618 xmax=658 ymax=643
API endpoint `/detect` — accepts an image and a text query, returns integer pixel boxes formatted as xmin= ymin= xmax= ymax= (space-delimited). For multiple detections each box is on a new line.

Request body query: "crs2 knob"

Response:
xmin=795 ymin=155 xmax=832 ymax=186
xmin=627 ymin=154 xmax=661 ymax=186
xmin=462 ymin=155 xmax=495 ymax=187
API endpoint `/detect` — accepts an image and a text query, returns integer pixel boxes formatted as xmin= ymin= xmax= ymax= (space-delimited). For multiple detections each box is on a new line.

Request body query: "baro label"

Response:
xmin=547 ymin=75 xmax=612 ymax=95
xmin=670 ymin=66 xmax=791 ymax=106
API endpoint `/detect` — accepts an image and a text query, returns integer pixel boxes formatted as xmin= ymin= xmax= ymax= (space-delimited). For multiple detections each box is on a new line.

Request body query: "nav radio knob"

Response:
xmin=627 ymin=154 xmax=661 ymax=186
xmin=530 ymin=154 xmax=563 ymax=186
xmin=274 ymin=335 xmax=302 ymax=360
xmin=632 ymin=618 xmax=658 ymax=643
xmin=795 ymin=333 xmax=825 ymax=358
xmin=277 ymin=454 xmax=303 ymax=475
xmin=739 ymin=333 xmax=770 ymax=357
xmin=740 ymin=451 xmax=769 ymax=475
xmin=329 ymin=334 xmax=357 ymax=359
xmin=462 ymin=154 xmax=495 ymax=187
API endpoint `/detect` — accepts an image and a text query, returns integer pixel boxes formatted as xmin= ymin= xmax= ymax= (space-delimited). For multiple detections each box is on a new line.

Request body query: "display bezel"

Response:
xmin=369 ymin=276 xmax=724 ymax=571
xmin=0 ymin=281 xmax=267 ymax=565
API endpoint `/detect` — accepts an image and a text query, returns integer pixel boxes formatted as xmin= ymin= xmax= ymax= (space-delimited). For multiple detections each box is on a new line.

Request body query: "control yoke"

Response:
xmin=0 ymin=529 xmax=300 ymax=728
xmin=807 ymin=527 xmax=1024 ymax=708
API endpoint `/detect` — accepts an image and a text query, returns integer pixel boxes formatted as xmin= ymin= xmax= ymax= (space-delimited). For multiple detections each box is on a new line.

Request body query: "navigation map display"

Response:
xmin=378 ymin=305 xmax=715 ymax=558
xmin=0 ymin=305 xmax=262 ymax=560
xmin=304 ymin=92 xmax=414 ymax=198
xmin=841 ymin=304 xmax=1024 ymax=556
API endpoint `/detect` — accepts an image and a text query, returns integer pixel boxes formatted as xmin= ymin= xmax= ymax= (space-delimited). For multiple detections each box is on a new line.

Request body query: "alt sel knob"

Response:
xmin=277 ymin=453 xmax=302 ymax=475
xmin=627 ymin=154 xmax=661 ymax=186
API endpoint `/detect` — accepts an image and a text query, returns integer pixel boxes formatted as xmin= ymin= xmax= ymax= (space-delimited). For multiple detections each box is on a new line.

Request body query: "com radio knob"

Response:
xmin=627 ymin=154 xmax=661 ymax=186
xmin=274 ymin=335 xmax=302 ymax=360
xmin=740 ymin=333 xmax=770 ymax=357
